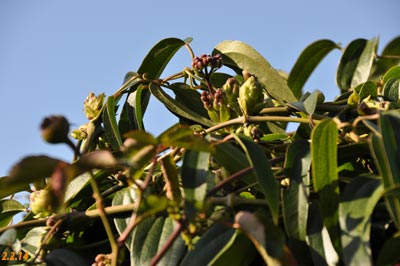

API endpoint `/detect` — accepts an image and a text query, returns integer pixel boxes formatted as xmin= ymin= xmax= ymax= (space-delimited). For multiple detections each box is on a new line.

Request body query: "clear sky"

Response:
xmin=0 ymin=0 xmax=399 ymax=177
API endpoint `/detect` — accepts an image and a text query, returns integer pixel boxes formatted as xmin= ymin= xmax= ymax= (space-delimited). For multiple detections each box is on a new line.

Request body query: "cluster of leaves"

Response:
xmin=1 ymin=35 xmax=400 ymax=266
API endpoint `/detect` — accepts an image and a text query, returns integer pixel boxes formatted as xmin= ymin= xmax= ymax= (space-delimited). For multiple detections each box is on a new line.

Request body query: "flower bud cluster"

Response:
xmin=192 ymin=54 xmax=223 ymax=72
xmin=84 ymin=92 xmax=105 ymax=120
xmin=201 ymin=89 xmax=230 ymax=123
xmin=238 ymin=75 xmax=265 ymax=116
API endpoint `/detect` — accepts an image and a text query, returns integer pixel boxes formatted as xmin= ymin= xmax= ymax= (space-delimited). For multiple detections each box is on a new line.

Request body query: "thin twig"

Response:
xmin=206 ymin=167 xmax=254 ymax=197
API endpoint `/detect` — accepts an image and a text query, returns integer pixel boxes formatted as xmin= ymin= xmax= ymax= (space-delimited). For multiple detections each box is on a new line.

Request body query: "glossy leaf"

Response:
xmin=382 ymin=65 xmax=400 ymax=83
xmin=337 ymin=38 xmax=378 ymax=90
xmin=134 ymin=84 xmax=146 ymax=131
xmin=311 ymin=119 xmax=341 ymax=251
xmin=149 ymin=84 xmax=214 ymax=127
xmin=103 ymin=96 xmax=123 ymax=150
xmin=181 ymin=224 xmax=236 ymax=266
xmin=157 ymin=124 xmax=213 ymax=152
xmin=288 ymin=39 xmax=339 ymax=98
xmin=282 ymin=140 xmax=311 ymax=241
xmin=113 ymin=186 xmax=138 ymax=250
xmin=357 ymin=81 xmax=377 ymax=100
xmin=306 ymin=200 xmax=339 ymax=266
xmin=370 ymin=36 xmax=400 ymax=79
xmin=0 ymin=199 xmax=27 ymax=228
xmin=339 ymin=175 xmax=383 ymax=266
xmin=0 ymin=156 xmax=63 ymax=199
xmin=235 ymin=135 xmax=279 ymax=225
xmin=181 ymin=150 xmax=210 ymax=220
xmin=383 ymin=77 xmax=400 ymax=102
xmin=213 ymin=40 xmax=297 ymax=104
xmin=168 ymin=82 xmax=210 ymax=123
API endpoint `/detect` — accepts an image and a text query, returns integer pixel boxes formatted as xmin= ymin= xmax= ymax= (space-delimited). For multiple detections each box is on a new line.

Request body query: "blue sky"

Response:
xmin=0 ymin=0 xmax=399 ymax=176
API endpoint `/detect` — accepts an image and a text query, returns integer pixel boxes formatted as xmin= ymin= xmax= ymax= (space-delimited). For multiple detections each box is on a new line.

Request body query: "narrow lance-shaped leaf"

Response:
xmin=311 ymin=119 xmax=341 ymax=252
xmin=339 ymin=175 xmax=384 ymax=266
xmin=181 ymin=150 xmax=210 ymax=221
xmin=213 ymin=40 xmax=296 ymax=104
xmin=234 ymin=135 xmax=280 ymax=225
xmin=103 ymin=96 xmax=123 ymax=150
xmin=288 ymin=39 xmax=339 ymax=98
xmin=282 ymin=140 xmax=311 ymax=263
xmin=149 ymin=84 xmax=214 ymax=127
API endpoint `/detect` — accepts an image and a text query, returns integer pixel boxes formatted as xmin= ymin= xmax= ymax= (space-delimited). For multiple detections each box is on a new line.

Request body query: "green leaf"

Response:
xmin=208 ymin=230 xmax=258 ymax=266
xmin=157 ymin=124 xmax=213 ymax=152
xmin=212 ymin=141 xmax=256 ymax=186
xmin=64 ymin=172 xmax=91 ymax=203
xmin=103 ymin=96 xmax=123 ymax=150
xmin=0 ymin=229 xmax=17 ymax=246
xmin=311 ymin=119 xmax=341 ymax=251
xmin=382 ymin=66 xmax=400 ymax=83
xmin=0 ymin=199 xmax=27 ymax=228
xmin=181 ymin=150 xmax=210 ymax=220
xmin=288 ymin=39 xmax=339 ymax=98
xmin=383 ymin=77 xmax=400 ymax=102
xmin=213 ymin=40 xmax=296 ymax=104
xmin=234 ymin=135 xmax=279 ymax=225
xmin=168 ymin=82 xmax=210 ymax=123
xmin=134 ymin=84 xmax=146 ymax=131
xmin=339 ymin=175 xmax=384 ymax=266
xmin=149 ymin=84 xmax=214 ymax=127
xmin=282 ymin=140 xmax=311 ymax=241
xmin=0 ymin=156 xmax=63 ymax=199
xmin=44 ymin=249 xmax=87 ymax=266
xmin=181 ymin=224 xmax=236 ymax=266
xmin=357 ymin=81 xmax=378 ymax=100
xmin=306 ymin=200 xmax=339 ymax=266
xmin=112 ymin=186 xmax=139 ymax=250
xmin=337 ymin=38 xmax=378 ymax=90
xmin=376 ymin=233 xmax=400 ymax=266
xmin=370 ymin=36 xmax=400 ymax=79
xmin=369 ymin=111 xmax=400 ymax=230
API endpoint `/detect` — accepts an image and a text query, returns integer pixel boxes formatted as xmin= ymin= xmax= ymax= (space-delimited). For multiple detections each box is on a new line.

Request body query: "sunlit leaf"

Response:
xmin=157 ymin=124 xmax=213 ymax=152
xmin=382 ymin=65 xmax=400 ymax=83
xmin=103 ymin=96 xmax=123 ymax=150
xmin=339 ymin=175 xmax=383 ymax=265
xmin=0 ymin=199 xmax=26 ymax=228
xmin=213 ymin=40 xmax=297 ymax=104
xmin=311 ymin=119 xmax=341 ymax=251
xmin=288 ymin=39 xmax=339 ymax=98
xmin=383 ymin=77 xmax=400 ymax=102
xmin=337 ymin=38 xmax=378 ymax=90
xmin=370 ymin=36 xmax=400 ymax=79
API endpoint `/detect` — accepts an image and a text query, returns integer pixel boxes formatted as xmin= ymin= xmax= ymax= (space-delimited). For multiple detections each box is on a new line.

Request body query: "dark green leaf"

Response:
xmin=0 ymin=199 xmax=27 ymax=228
xmin=181 ymin=150 xmax=210 ymax=220
xmin=311 ymin=119 xmax=341 ymax=251
xmin=157 ymin=124 xmax=213 ymax=152
xmin=0 ymin=156 xmax=63 ymax=199
xmin=235 ymin=136 xmax=279 ymax=225
xmin=357 ymin=81 xmax=378 ymax=100
xmin=339 ymin=175 xmax=384 ymax=266
xmin=134 ymin=84 xmax=145 ymax=130
xmin=210 ymin=72 xmax=233 ymax=88
xmin=181 ymin=224 xmax=236 ymax=266
xmin=337 ymin=38 xmax=378 ymax=90
xmin=103 ymin=96 xmax=123 ymax=150
xmin=209 ymin=230 xmax=258 ymax=266
xmin=376 ymin=233 xmax=400 ymax=266
xmin=213 ymin=40 xmax=297 ymax=104
xmin=168 ymin=82 xmax=210 ymax=123
xmin=383 ymin=77 xmax=400 ymax=102
xmin=282 ymin=140 xmax=311 ymax=241
xmin=370 ymin=36 xmax=400 ymax=79
xmin=288 ymin=40 xmax=339 ymax=98
xmin=149 ymin=84 xmax=214 ymax=127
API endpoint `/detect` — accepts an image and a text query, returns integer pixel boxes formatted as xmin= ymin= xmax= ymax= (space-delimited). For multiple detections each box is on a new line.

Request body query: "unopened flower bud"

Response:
xmin=84 ymin=92 xmax=105 ymax=120
xmin=40 ymin=115 xmax=70 ymax=144
xmin=238 ymin=76 xmax=265 ymax=115
xmin=30 ymin=190 xmax=53 ymax=218
xmin=71 ymin=124 xmax=88 ymax=140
